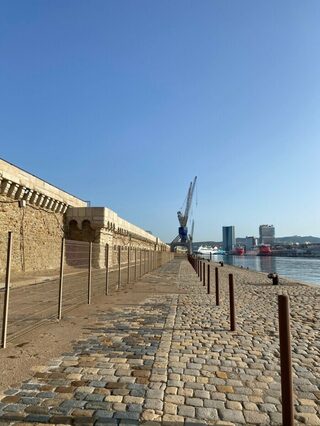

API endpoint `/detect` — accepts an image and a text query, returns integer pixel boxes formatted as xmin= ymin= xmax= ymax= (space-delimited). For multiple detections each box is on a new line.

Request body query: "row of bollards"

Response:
xmin=188 ymin=254 xmax=294 ymax=426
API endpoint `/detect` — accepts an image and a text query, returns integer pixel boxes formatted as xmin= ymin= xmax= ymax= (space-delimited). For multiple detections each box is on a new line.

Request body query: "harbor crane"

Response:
xmin=170 ymin=176 xmax=197 ymax=253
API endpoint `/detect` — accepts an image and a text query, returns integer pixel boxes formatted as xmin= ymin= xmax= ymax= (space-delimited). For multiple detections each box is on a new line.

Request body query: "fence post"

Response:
xmin=203 ymin=262 xmax=206 ymax=286
xmin=105 ymin=243 xmax=109 ymax=295
xmin=229 ymin=273 xmax=236 ymax=331
xmin=278 ymin=295 xmax=294 ymax=426
xmin=58 ymin=238 xmax=65 ymax=320
xmin=118 ymin=246 xmax=121 ymax=289
xmin=134 ymin=248 xmax=137 ymax=281
xmin=207 ymin=264 xmax=210 ymax=294
xmin=199 ymin=261 xmax=202 ymax=281
xmin=1 ymin=232 xmax=13 ymax=349
xmin=215 ymin=267 xmax=220 ymax=306
xmin=88 ymin=242 xmax=92 ymax=304
xmin=127 ymin=245 xmax=130 ymax=285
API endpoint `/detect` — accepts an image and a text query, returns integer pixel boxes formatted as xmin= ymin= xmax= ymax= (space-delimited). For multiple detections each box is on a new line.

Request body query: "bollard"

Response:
xmin=207 ymin=264 xmax=211 ymax=294
xmin=88 ymin=242 xmax=92 ymax=304
xmin=203 ymin=262 xmax=206 ymax=286
xmin=199 ymin=261 xmax=202 ymax=281
xmin=215 ymin=267 xmax=220 ymax=306
xmin=278 ymin=295 xmax=294 ymax=426
xmin=118 ymin=246 xmax=121 ymax=289
xmin=58 ymin=238 xmax=65 ymax=319
xmin=268 ymin=273 xmax=279 ymax=285
xmin=1 ymin=232 xmax=13 ymax=348
xmin=229 ymin=274 xmax=236 ymax=331
xmin=105 ymin=243 xmax=109 ymax=295
xmin=210 ymin=252 xmax=212 ymax=262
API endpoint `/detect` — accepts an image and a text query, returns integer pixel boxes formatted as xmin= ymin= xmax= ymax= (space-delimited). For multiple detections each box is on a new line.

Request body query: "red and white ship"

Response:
xmin=258 ymin=245 xmax=272 ymax=255
xmin=231 ymin=246 xmax=245 ymax=255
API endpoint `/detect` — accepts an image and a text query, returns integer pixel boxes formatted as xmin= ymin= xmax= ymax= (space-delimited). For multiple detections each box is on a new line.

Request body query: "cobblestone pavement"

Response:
xmin=0 ymin=258 xmax=319 ymax=425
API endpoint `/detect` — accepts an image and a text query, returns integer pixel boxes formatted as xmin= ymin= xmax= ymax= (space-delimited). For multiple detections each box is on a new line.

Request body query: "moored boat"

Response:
xmin=197 ymin=245 xmax=220 ymax=255
xmin=258 ymin=245 xmax=272 ymax=255
xmin=235 ymin=246 xmax=245 ymax=255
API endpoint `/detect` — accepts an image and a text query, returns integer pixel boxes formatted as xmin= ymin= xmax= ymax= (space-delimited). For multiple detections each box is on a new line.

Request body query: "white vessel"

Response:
xmin=197 ymin=245 xmax=220 ymax=255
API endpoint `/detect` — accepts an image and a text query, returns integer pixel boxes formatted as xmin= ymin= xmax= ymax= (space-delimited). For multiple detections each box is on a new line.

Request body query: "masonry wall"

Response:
xmin=0 ymin=159 xmax=169 ymax=278
xmin=0 ymin=195 xmax=64 ymax=276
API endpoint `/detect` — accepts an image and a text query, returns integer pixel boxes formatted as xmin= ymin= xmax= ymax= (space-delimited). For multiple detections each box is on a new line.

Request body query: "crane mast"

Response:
xmin=171 ymin=176 xmax=197 ymax=253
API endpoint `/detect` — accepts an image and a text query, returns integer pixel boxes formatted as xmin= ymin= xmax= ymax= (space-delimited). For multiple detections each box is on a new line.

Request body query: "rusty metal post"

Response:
xmin=58 ymin=238 xmax=65 ymax=320
xmin=127 ymin=246 xmax=130 ymax=285
xmin=278 ymin=295 xmax=294 ymax=426
xmin=105 ymin=243 xmax=109 ymax=295
xmin=134 ymin=248 xmax=137 ymax=281
xmin=210 ymin=252 xmax=212 ymax=262
xmin=229 ymin=273 xmax=236 ymax=331
xmin=207 ymin=264 xmax=210 ymax=294
xmin=199 ymin=261 xmax=202 ymax=281
xmin=1 ymin=232 xmax=13 ymax=348
xmin=203 ymin=262 xmax=206 ymax=286
xmin=118 ymin=246 xmax=121 ymax=289
xmin=88 ymin=242 xmax=92 ymax=304
xmin=215 ymin=267 xmax=220 ymax=306
xmin=140 ymin=248 xmax=142 ymax=277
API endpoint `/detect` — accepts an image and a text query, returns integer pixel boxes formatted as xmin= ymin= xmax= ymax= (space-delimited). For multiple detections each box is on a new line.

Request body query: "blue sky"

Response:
xmin=1 ymin=0 xmax=320 ymax=242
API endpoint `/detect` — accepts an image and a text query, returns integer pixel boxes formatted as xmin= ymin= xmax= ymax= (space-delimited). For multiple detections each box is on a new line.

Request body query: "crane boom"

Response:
xmin=183 ymin=176 xmax=197 ymax=226
xmin=177 ymin=176 xmax=197 ymax=227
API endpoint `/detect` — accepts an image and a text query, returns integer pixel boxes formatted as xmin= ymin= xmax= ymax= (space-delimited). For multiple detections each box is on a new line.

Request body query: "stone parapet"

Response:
xmin=67 ymin=207 xmax=168 ymax=249
xmin=0 ymin=158 xmax=87 ymax=211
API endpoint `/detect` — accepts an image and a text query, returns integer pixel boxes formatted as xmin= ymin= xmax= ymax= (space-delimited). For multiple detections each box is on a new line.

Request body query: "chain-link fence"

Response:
xmin=0 ymin=233 xmax=173 ymax=347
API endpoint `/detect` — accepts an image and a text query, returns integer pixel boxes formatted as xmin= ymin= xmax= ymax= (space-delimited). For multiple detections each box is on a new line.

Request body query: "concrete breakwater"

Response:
xmin=0 ymin=257 xmax=319 ymax=425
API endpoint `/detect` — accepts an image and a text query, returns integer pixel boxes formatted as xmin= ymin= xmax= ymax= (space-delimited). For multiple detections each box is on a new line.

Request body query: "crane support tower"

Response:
xmin=171 ymin=176 xmax=197 ymax=253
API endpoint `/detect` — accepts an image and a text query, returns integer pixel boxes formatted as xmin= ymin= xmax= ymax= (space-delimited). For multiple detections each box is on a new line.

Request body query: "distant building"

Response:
xmin=244 ymin=236 xmax=256 ymax=251
xmin=259 ymin=225 xmax=275 ymax=245
xmin=222 ymin=226 xmax=235 ymax=252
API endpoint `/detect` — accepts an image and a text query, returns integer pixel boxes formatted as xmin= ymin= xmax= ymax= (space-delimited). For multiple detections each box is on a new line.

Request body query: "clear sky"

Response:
xmin=1 ymin=1 xmax=320 ymax=242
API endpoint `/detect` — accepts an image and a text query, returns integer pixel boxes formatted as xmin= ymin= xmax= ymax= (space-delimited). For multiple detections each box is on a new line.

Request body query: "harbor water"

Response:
xmin=202 ymin=254 xmax=320 ymax=286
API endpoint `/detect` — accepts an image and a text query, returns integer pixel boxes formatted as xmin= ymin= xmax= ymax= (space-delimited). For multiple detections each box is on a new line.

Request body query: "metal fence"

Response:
xmin=0 ymin=232 xmax=173 ymax=348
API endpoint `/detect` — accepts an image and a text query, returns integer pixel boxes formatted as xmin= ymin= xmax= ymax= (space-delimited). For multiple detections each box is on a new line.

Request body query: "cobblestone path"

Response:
xmin=0 ymin=258 xmax=319 ymax=425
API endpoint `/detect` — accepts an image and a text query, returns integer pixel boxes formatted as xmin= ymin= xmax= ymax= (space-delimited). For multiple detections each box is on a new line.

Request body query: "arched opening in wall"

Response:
xmin=68 ymin=220 xmax=81 ymax=241
xmin=81 ymin=220 xmax=95 ymax=242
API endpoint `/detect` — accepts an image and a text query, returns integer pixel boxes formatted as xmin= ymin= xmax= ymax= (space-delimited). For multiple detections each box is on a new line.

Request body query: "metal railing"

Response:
xmin=0 ymin=233 xmax=173 ymax=347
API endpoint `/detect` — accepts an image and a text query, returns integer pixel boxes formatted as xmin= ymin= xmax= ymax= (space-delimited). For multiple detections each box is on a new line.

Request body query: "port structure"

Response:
xmin=171 ymin=176 xmax=197 ymax=254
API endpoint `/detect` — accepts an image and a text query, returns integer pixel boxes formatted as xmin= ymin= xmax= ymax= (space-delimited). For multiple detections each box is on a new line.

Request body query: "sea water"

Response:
xmin=202 ymin=254 xmax=320 ymax=286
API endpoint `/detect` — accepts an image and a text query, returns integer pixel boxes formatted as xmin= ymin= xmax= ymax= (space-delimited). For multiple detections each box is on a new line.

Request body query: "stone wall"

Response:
xmin=0 ymin=159 xmax=169 ymax=277
xmin=0 ymin=195 xmax=64 ymax=275
xmin=66 ymin=207 xmax=169 ymax=268
xmin=0 ymin=159 xmax=87 ymax=276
